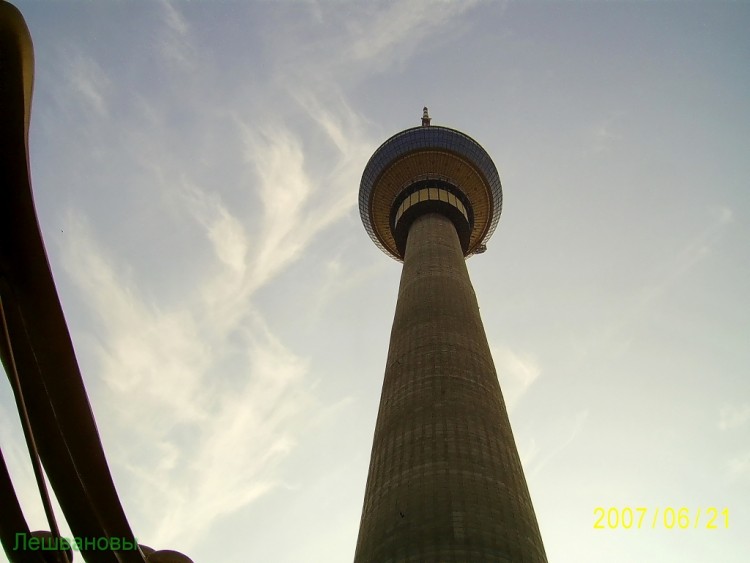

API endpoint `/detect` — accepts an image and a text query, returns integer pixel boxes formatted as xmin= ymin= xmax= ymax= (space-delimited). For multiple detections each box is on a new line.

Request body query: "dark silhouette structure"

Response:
xmin=0 ymin=3 xmax=190 ymax=561
xmin=355 ymin=109 xmax=547 ymax=562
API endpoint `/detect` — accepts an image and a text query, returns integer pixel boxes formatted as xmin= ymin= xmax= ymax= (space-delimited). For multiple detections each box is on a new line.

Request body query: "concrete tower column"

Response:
xmin=356 ymin=110 xmax=546 ymax=561
xmin=354 ymin=212 xmax=546 ymax=562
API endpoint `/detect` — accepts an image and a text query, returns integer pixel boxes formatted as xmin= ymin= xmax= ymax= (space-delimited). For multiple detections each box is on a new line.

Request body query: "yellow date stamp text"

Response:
xmin=593 ymin=507 xmax=729 ymax=530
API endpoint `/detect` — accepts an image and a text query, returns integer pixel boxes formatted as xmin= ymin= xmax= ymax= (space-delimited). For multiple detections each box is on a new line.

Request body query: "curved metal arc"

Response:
xmin=0 ymin=292 xmax=69 ymax=563
xmin=1 ymin=3 xmax=145 ymax=562
xmin=0 ymin=448 xmax=46 ymax=563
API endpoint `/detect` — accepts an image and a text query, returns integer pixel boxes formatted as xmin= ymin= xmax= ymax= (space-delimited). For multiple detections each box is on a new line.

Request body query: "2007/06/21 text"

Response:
xmin=594 ymin=507 xmax=729 ymax=530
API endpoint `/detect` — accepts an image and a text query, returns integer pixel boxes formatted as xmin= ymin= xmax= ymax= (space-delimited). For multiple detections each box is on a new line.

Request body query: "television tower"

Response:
xmin=355 ymin=109 xmax=547 ymax=562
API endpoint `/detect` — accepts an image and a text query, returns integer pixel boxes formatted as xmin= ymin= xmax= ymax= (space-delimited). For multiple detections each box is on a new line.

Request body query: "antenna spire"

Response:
xmin=421 ymin=106 xmax=431 ymax=127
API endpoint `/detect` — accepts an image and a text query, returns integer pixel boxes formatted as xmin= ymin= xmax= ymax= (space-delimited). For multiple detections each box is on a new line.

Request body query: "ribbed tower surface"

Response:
xmin=355 ymin=110 xmax=547 ymax=562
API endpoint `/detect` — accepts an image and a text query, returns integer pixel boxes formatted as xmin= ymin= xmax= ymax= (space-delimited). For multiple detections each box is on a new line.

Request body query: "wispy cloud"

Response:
xmin=159 ymin=0 xmax=194 ymax=70
xmin=718 ymin=404 xmax=750 ymax=431
xmin=637 ymin=205 xmax=733 ymax=303
xmin=348 ymin=1 xmax=480 ymax=68
xmin=572 ymin=204 xmax=735 ymax=364
xmin=66 ymin=52 xmax=110 ymax=117
xmin=519 ymin=437 xmax=540 ymax=469
xmin=529 ymin=409 xmax=589 ymax=477
xmin=727 ymin=452 xmax=750 ymax=480
xmin=266 ymin=0 xmax=485 ymax=109
xmin=587 ymin=112 xmax=624 ymax=154
xmin=239 ymin=123 xmax=315 ymax=291
xmin=491 ymin=345 xmax=541 ymax=411
xmin=59 ymin=211 xmax=315 ymax=549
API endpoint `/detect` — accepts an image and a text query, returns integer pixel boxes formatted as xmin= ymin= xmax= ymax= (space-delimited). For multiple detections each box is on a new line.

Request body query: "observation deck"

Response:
xmin=359 ymin=109 xmax=502 ymax=260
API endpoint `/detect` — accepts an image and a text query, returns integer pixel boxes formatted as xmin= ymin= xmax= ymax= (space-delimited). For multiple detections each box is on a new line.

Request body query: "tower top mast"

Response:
xmin=421 ymin=106 xmax=431 ymax=126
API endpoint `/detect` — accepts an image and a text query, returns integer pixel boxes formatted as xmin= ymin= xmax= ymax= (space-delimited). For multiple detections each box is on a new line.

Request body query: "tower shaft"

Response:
xmin=355 ymin=212 xmax=546 ymax=562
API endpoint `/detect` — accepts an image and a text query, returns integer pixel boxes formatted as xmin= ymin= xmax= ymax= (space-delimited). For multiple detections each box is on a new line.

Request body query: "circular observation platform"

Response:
xmin=359 ymin=122 xmax=502 ymax=261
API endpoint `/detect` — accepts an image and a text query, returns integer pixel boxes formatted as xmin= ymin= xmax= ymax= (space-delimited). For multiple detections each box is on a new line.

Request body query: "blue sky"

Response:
xmin=1 ymin=1 xmax=749 ymax=561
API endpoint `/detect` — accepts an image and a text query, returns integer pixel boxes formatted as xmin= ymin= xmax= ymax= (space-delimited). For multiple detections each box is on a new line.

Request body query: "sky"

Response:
xmin=1 ymin=0 xmax=749 ymax=561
